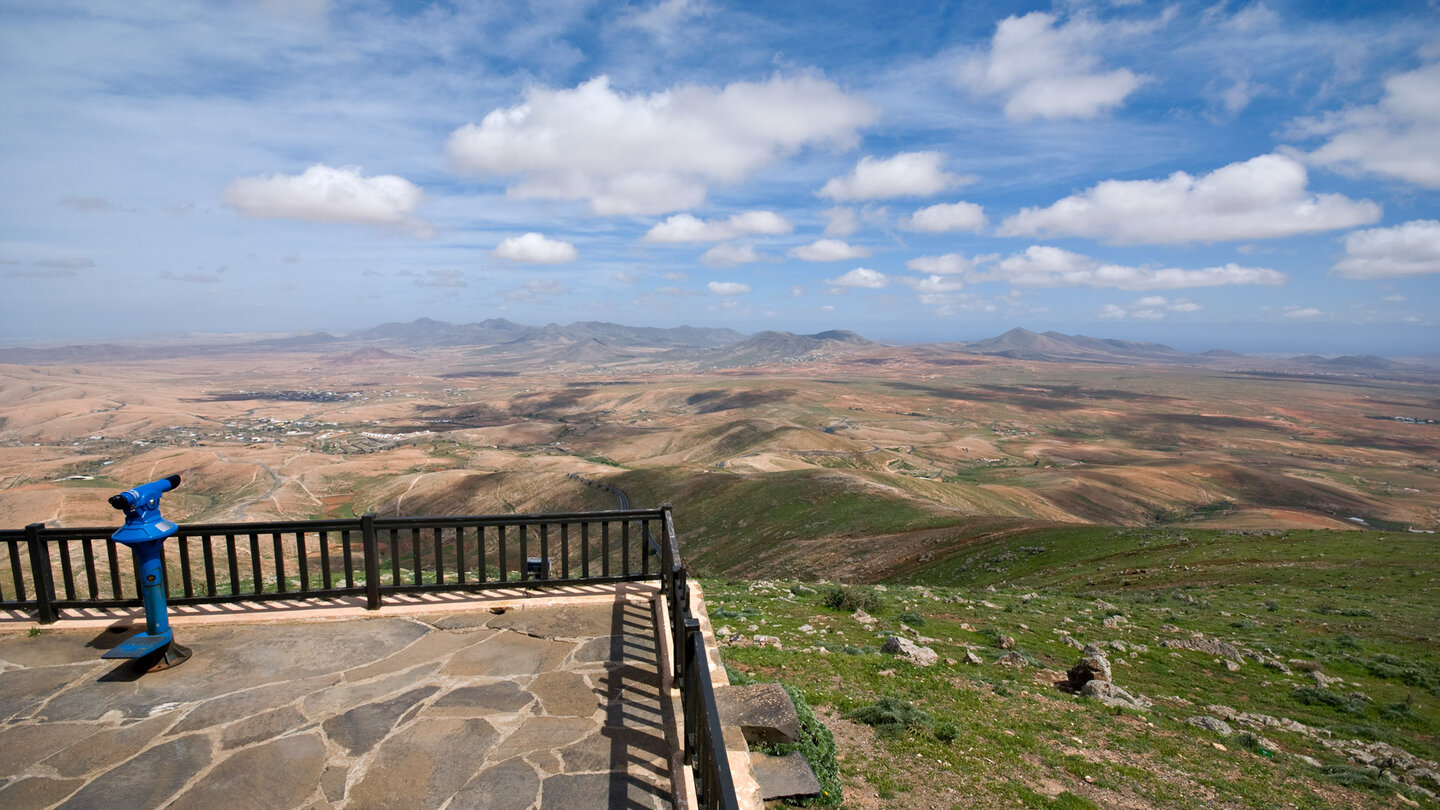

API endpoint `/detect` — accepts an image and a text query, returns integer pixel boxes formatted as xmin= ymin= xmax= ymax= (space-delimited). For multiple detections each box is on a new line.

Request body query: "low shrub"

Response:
xmin=1291 ymin=686 xmax=1367 ymax=715
xmin=819 ymin=584 xmax=885 ymax=614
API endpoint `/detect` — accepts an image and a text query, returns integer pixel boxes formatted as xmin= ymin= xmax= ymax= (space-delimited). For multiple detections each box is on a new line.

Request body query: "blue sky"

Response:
xmin=2 ymin=0 xmax=1438 ymax=354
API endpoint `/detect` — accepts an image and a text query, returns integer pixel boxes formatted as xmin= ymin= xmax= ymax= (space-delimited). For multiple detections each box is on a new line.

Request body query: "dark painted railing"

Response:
xmin=0 ymin=505 xmax=740 ymax=808
xmin=661 ymin=508 xmax=741 ymax=810
xmin=0 ymin=509 xmax=663 ymax=621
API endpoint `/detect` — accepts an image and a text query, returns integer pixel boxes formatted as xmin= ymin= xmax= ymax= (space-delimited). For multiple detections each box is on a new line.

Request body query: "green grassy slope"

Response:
xmin=706 ymin=527 xmax=1439 ymax=809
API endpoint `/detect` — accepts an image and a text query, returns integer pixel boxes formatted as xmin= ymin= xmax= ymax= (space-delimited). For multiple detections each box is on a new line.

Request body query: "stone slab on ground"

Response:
xmin=750 ymin=751 xmax=822 ymax=800
xmin=714 ymin=682 xmax=800 ymax=746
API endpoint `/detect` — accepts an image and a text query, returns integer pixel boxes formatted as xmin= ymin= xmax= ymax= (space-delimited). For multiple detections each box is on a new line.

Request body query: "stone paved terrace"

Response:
xmin=0 ymin=585 xmax=693 ymax=809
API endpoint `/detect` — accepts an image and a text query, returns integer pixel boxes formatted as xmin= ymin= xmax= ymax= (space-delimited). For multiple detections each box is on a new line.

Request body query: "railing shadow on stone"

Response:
xmin=0 ymin=505 xmax=740 ymax=810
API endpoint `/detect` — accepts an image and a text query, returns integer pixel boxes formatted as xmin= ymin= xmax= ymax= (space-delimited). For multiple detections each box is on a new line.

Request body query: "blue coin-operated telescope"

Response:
xmin=103 ymin=474 xmax=192 ymax=671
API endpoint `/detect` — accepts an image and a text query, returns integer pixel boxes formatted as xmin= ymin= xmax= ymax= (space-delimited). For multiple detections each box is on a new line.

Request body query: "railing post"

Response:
xmin=26 ymin=523 xmax=58 ymax=624
xmin=361 ymin=514 xmax=381 ymax=610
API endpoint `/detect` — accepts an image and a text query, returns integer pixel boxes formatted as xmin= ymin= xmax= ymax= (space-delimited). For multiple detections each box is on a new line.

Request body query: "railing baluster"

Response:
xmin=497 ymin=525 xmax=507 ymax=582
xmin=7 ymin=538 xmax=25 ymax=601
xmin=622 ymin=520 xmax=631 ymax=578
xmin=342 ymin=529 xmax=355 ymax=588
xmin=539 ymin=524 xmax=549 ymax=580
xmin=388 ymin=528 xmax=401 ymax=585
xmin=455 ymin=526 xmax=467 ymax=584
xmin=560 ymin=523 xmax=570 ymax=579
xmin=226 ymin=534 xmax=240 ymax=595
xmin=410 ymin=527 xmax=422 ymax=586
xmin=296 ymin=531 xmax=309 ymax=593
xmin=602 ymin=522 xmax=611 ymax=577
xmin=272 ymin=532 xmax=286 ymax=593
xmin=178 ymin=536 xmax=193 ymax=597
xmin=249 ymin=533 xmax=263 ymax=595
xmin=83 ymin=538 xmax=99 ymax=600
xmin=106 ymin=540 xmax=121 ymax=600
xmin=476 ymin=526 xmax=487 ymax=583
xmin=519 ymin=525 xmax=529 ymax=581
xmin=57 ymin=538 xmax=76 ymax=600
xmin=318 ymin=530 xmax=332 ymax=590
xmin=201 ymin=535 xmax=217 ymax=597
xmin=581 ymin=522 xmax=590 ymax=578
xmin=431 ymin=527 xmax=444 ymax=585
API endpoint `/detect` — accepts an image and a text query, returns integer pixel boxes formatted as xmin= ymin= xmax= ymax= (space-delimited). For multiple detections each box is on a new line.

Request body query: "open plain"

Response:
xmin=0 ymin=324 xmax=1436 ymax=567
xmin=2 ymin=321 xmax=1439 ymax=809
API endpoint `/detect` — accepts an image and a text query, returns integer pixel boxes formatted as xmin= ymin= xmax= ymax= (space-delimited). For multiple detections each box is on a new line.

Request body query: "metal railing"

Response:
xmin=661 ymin=508 xmax=741 ymax=810
xmin=0 ymin=505 xmax=740 ymax=808
xmin=1 ymin=509 xmax=663 ymax=621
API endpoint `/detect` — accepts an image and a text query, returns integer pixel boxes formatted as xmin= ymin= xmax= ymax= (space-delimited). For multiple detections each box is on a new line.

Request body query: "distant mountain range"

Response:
xmin=0 ymin=319 xmax=1430 ymax=376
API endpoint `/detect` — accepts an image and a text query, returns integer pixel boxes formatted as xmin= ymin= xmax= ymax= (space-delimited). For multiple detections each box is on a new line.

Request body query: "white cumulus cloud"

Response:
xmin=223 ymin=164 xmax=431 ymax=236
xmin=707 ymin=281 xmax=751 ymax=295
xmin=1303 ymin=63 xmax=1440 ymax=189
xmin=903 ymin=201 xmax=987 ymax=233
xmin=980 ymin=246 xmax=1285 ymax=290
xmin=643 ymin=210 xmax=792 ymax=242
xmin=958 ymin=11 xmax=1147 ymax=121
xmin=819 ymin=152 xmax=969 ymax=201
xmin=491 ymin=232 xmax=578 ymax=264
xmin=789 ymin=239 xmax=872 ymax=262
xmin=447 ymin=74 xmax=877 ymax=215
xmin=700 ymin=243 xmax=763 ymax=267
xmin=824 ymin=267 xmax=888 ymax=288
xmin=998 ymin=153 xmax=1380 ymax=245
xmin=1332 ymin=220 xmax=1440 ymax=279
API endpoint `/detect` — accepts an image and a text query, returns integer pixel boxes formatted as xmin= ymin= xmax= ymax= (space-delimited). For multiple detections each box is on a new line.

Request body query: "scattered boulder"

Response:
xmin=1067 ymin=654 xmax=1111 ymax=690
xmin=997 ymin=634 xmax=1016 ymax=650
xmin=852 ymin=610 xmax=876 ymax=626
xmin=1225 ymin=660 xmax=1242 ymax=672
xmin=962 ymin=650 xmax=983 ymax=666
xmin=1102 ymin=615 xmax=1127 ymax=630
xmin=1080 ymin=680 xmax=1151 ymax=710
xmin=753 ymin=635 xmax=782 ymax=649
xmin=1062 ymin=636 xmax=1085 ymax=650
xmin=1186 ymin=716 xmax=1234 ymax=736
xmin=995 ymin=651 xmax=1028 ymax=669
xmin=1310 ymin=670 xmax=1342 ymax=687
xmin=881 ymin=635 xmax=938 ymax=667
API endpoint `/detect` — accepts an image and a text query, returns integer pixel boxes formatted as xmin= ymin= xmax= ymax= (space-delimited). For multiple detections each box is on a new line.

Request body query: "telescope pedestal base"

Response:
xmin=138 ymin=641 xmax=192 ymax=672
xmin=103 ymin=632 xmax=191 ymax=671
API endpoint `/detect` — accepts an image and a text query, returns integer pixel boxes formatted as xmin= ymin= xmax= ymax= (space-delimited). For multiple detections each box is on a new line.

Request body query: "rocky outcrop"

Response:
xmin=882 ymin=636 xmax=938 ymax=667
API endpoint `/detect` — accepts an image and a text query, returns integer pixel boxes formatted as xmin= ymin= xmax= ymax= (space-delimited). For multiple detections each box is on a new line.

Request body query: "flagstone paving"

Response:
xmin=0 ymin=597 xmax=674 ymax=809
